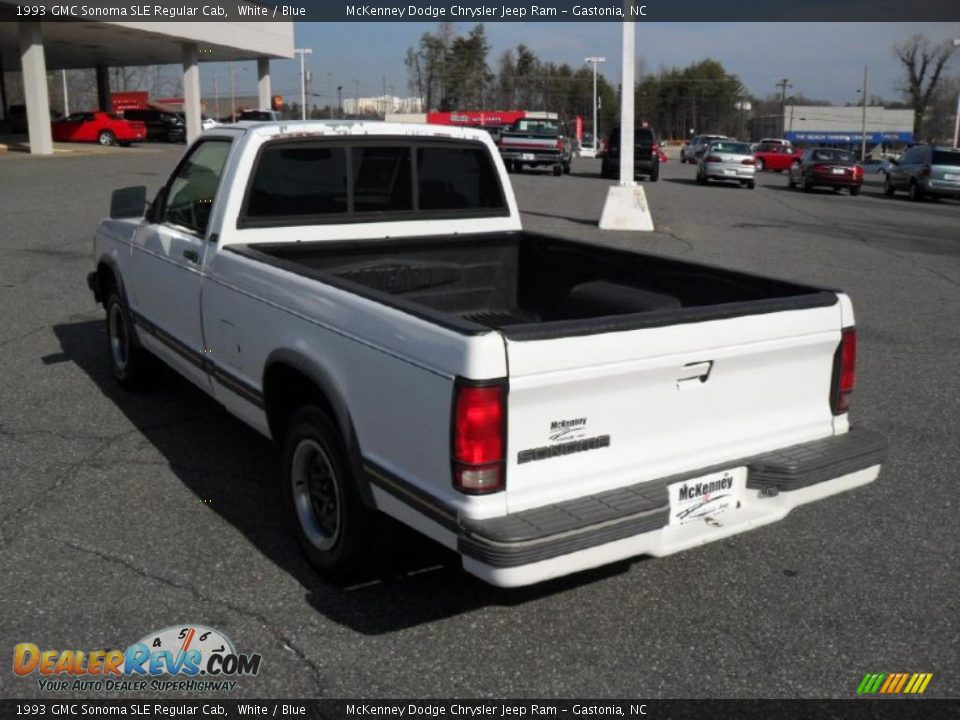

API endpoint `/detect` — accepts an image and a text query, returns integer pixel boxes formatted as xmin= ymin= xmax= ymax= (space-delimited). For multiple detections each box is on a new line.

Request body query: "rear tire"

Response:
xmin=562 ymin=161 xmax=571 ymax=175
xmin=850 ymin=186 xmax=861 ymax=196
xmin=97 ymin=130 xmax=116 ymax=146
xmin=552 ymin=164 xmax=562 ymax=176
xmin=648 ymin=164 xmax=659 ymax=182
xmin=696 ymin=169 xmax=707 ymax=185
xmin=883 ymin=175 xmax=895 ymax=196
xmin=105 ymin=290 xmax=150 ymax=390
xmin=746 ymin=180 xmax=756 ymax=189
xmin=908 ymin=180 xmax=923 ymax=202
xmin=283 ymin=406 xmax=375 ymax=578
xmin=788 ymin=173 xmax=796 ymax=189
xmin=803 ymin=174 xmax=813 ymax=192
xmin=755 ymin=158 xmax=764 ymax=171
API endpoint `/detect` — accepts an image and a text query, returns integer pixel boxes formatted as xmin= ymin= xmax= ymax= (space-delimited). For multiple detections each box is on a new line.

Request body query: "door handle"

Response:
xmin=182 ymin=249 xmax=199 ymax=264
xmin=677 ymin=360 xmax=713 ymax=383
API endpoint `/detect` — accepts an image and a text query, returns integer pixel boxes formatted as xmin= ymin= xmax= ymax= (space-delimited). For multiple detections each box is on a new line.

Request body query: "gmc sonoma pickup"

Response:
xmin=88 ymin=121 xmax=886 ymax=587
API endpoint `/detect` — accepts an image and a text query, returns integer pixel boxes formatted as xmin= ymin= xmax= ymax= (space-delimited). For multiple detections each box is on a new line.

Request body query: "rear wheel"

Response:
xmin=696 ymin=169 xmax=707 ymax=185
xmin=746 ymin=180 xmax=756 ymax=189
xmin=788 ymin=172 xmax=796 ymax=189
xmin=97 ymin=130 xmax=116 ymax=146
xmin=802 ymin=174 xmax=813 ymax=192
xmin=562 ymin=161 xmax=571 ymax=175
xmin=649 ymin=164 xmax=659 ymax=182
xmin=908 ymin=180 xmax=924 ymax=202
xmin=283 ymin=406 xmax=375 ymax=578
xmin=850 ymin=185 xmax=861 ymax=196
xmin=883 ymin=175 xmax=895 ymax=196
xmin=552 ymin=164 xmax=562 ymax=176
xmin=755 ymin=158 xmax=764 ymax=171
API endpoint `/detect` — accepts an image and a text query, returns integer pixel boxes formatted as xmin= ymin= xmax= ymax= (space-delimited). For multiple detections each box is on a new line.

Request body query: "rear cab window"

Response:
xmin=240 ymin=138 xmax=507 ymax=226
xmin=932 ymin=150 xmax=960 ymax=166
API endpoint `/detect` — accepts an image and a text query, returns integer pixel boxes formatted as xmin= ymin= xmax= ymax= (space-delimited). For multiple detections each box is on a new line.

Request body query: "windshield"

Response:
xmin=810 ymin=149 xmax=854 ymax=163
xmin=511 ymin=119 xmax=560 ymax=135
xmin=932 ymin=150 xmax=960 ymax=166
xmin=710 ymin=142 xmax=752 ymax=155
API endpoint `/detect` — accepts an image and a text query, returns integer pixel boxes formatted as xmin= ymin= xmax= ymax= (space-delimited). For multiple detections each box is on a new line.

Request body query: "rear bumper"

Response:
xmin=921 ymin=179 xmax=960 ymax=198
xmin=460 ymin=427 xmax=886 ymax=586
xmin=703 ymin=164 xmax=756 ymax=181
xmin=500 ymin=149 xmax=564 ymax=164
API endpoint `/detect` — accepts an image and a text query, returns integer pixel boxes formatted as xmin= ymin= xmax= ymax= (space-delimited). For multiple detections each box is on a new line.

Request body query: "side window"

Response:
xmin=417 ymin=146 xmax=505 ymax=210
xmin=163 ymin=140 xmax=231 ymax=235
xmin=247 ymin=144 xmax=347 ymax=217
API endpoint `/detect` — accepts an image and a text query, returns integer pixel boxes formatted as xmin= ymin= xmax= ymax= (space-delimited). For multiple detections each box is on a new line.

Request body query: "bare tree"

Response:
xmin=892 ymin=35 xmax=956 ymax=140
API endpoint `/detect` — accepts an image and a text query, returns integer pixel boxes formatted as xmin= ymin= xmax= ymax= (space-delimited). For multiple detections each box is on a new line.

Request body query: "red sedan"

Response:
xmin=51 ymin=111 xmax=147 ymax=146
xmin=754 ymin=144 xmax=803 ymax=172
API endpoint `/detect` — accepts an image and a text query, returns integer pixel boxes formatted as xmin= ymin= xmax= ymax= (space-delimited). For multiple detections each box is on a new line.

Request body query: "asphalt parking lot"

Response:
xmin=1 ymin=146 xmax=958 ymax=699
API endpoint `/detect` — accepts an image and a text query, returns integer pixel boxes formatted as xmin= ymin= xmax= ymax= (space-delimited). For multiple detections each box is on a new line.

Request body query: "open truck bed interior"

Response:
xmin=231 ymin=233 xmax=837 ymax=340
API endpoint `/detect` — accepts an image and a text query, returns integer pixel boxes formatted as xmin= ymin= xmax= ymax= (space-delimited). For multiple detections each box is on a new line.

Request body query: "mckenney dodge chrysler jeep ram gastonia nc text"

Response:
xmin=87 ymin=121 xmax=887 ymax=587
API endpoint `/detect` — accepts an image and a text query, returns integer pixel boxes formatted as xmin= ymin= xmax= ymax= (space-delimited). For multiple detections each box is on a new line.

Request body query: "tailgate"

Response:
xmin=503 ymin=302 xmax=844 ymax=512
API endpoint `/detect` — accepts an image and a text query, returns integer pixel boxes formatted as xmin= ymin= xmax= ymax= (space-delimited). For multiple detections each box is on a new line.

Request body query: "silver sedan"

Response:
xmin=695 ymin=141 xmax=757 ymax=188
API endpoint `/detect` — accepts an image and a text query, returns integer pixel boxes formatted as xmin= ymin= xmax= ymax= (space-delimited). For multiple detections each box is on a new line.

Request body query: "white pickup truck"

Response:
xmin=88 ymin=121 xmax=886 ymax=587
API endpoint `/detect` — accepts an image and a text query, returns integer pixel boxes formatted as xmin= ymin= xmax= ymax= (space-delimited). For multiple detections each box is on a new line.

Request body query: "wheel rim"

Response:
xmin=756 ymin=160 xmax=763 ymax=170
xmin=99 ymin=132 xmax=112 ymax=146
xmin=291 ymin=439 xmax=340 ymax=551
xmin=108 ymin=302 xmax=128 ymax=371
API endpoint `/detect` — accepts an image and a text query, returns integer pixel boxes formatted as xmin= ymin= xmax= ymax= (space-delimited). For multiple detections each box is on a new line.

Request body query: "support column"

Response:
xmin=95 ymin=64 xmax=111 ymax=111
xmin=182 ymin=42 xmax=201 ymax=144
xmin=18 ymin=21 xmax=53 ymax=155
xmin=257 ymin=57 xmax=271 ymax=111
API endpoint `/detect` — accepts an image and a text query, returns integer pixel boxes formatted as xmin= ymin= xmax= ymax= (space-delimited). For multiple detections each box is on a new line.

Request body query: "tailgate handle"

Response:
xmin=678 ymin=360 xmax=713 ymax=383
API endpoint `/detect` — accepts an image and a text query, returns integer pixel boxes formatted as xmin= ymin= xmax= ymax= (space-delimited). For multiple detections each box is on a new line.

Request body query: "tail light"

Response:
xmin=812 ymin=163 xmax=828 ymax=174
xmin=853 ymin=165 xmax=863 ymax=178
xmin=830 ymin=327 xmax=857 ymax=415
xmin=921 ymin=166 xmax=931 ymax=177
xmin=452 ymin=381 xmax=506 ymax=493
xmin=706 ymin=155 xmax=722 ymax=163
xmin=651 ymin=143 xmax=660 ymax=156
xmin=556 ymin=138 xmax=564 ymax=150
xmin=741 ymin=158 xmax=756 ymax=166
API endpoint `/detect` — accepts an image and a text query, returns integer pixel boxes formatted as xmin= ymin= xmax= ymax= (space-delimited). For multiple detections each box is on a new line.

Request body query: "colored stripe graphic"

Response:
xmin=857 ymin=672 xmax=933 ymax=694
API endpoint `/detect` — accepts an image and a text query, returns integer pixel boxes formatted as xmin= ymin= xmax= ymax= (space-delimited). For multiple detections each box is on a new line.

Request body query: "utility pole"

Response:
xmin=584 ymin=56 xmax=606 ymax=154
xmin=354 ymin=78 xmax=360 ymax=117
xmin=337 ymin=85 xmax=343 ymax=118
xmin=61 ymin=70 xmax=69 ymax=116
xmin=776 ymin=78 xmax=792 ymax=137
xmin=860 ymin=65 xmax=869 ymax=162
xmin=213 ymin=75 xmax=220 ymax=120
xmin=952 ymin=40 xmax=960 ymax=148
xmin=294 ymin=48 xmax=313 ymax=121
xmin=229 ymin=62 xmax=235 ymax=121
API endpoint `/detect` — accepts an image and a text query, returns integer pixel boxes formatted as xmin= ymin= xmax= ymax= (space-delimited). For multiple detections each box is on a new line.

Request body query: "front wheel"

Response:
xmin=283 ymin=406 xmax=375 ymax=577
xmin=98 ymin=130 xmax=116 ymax=146
xmin=105 ymin=291 xmax=150 ymax=390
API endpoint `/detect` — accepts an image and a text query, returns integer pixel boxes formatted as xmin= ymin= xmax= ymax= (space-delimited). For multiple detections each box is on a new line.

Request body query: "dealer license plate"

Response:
xmin=668 ymin=467 xmax=746 ymax=527
xmin=832 ymin=168 xmax=846 ymax=175
xmin=522 ymin=153 xmax=535 ymax=161
xmin=944 ymin=173 xmax=959 ymax=181
xmin=723 ymin=169 xmax=736 ymax=176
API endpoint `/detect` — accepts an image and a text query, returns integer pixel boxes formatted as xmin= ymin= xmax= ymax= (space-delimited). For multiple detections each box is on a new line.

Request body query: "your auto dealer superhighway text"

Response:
xmin=346 ymin=706 xmax=644 ymax=716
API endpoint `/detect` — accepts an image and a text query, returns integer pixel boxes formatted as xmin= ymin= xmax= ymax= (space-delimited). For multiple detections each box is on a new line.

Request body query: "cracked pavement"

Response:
xmin=1 ymin=147 xmax=958 ymax=699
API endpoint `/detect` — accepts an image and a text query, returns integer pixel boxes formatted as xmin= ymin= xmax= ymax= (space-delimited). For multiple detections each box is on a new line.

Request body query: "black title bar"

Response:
xmin=6 ymin=0 xmax=960 ymax=22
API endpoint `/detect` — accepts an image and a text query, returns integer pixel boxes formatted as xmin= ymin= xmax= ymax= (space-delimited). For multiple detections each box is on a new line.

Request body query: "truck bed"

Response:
xmin=230 ymin=232 xmax=836 ymax=340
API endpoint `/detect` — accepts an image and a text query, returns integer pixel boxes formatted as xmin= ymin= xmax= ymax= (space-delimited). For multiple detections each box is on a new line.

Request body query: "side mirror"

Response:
xmin=110 ymin=186 xmax=147 ymax=219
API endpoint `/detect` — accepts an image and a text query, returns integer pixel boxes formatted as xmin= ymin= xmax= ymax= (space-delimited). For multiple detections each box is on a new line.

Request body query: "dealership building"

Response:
xmin=0 ymin=5 xmax=294 ymax=153
xmin=750 ymin=105 xmax=915 ymax=149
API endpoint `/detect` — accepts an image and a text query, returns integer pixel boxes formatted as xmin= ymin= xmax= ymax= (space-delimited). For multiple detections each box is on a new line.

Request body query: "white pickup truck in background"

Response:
xmin=88 ymin=121 xmax=886 ymax=587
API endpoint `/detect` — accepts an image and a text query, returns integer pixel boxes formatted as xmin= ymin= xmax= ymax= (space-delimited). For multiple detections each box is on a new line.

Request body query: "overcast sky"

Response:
xmin=210 ymin=22 xmax=959 ymax=107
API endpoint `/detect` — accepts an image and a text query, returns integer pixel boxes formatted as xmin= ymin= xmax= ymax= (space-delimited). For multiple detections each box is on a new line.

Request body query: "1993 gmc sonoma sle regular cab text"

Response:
xmin=87 ymin=121 xmax=887 ymax=587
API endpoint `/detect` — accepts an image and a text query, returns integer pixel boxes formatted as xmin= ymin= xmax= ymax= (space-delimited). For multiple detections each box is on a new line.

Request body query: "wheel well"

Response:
xmin=97 ymin=262 xmax=117 ymax=305
xmin=263 ymin=363 xmax=336 ymax=445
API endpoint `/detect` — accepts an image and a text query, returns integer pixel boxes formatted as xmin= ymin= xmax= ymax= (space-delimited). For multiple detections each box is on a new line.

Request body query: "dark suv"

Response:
xmin=884 ymin=145 xmax=960 ymax=201
xmin=122 ymin=109 xmax=185 ymax=143
xmin=600 ymin=126 xmax=660 ymax=181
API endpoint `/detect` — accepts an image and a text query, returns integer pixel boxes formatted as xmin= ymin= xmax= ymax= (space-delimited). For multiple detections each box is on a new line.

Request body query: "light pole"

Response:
xmin=860 ymin=65 xmax=869 ymax=162
xmin=584 ymin=56 xmax=606 ymax=154
xmin=294 ymin=48 xmax=313 ymax=120
xmin=953 ymin=39 xmax=960 ymax=148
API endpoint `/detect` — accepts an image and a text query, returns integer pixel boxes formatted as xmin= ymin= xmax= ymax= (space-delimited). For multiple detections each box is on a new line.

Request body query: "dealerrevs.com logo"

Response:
xmin=13 ymin=625 xmax=262 ymax=693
